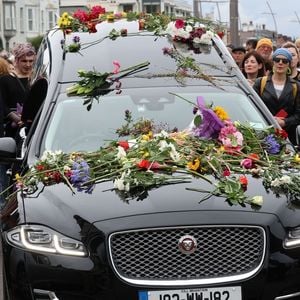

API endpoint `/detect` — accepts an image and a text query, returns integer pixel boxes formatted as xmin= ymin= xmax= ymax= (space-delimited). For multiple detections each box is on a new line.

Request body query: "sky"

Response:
xmin=198 ymin=0 xmax=300 ymax=39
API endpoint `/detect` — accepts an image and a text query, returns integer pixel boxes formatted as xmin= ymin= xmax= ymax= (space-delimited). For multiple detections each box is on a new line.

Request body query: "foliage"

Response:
xmin=27 ymin=35 xmax=44 ymax=52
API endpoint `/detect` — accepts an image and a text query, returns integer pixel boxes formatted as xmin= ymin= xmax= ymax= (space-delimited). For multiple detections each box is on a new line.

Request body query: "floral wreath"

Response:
xmin=57 ymin=6 xmax=225 ymax=54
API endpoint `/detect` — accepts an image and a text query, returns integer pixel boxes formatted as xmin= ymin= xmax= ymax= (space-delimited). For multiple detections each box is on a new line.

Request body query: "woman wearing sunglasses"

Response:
xmin=253 ymin=48 xmax=300 ymax=145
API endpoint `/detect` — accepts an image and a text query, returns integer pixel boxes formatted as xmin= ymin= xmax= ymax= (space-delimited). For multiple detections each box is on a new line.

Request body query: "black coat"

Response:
xmin=253 ymin=74 xmax=300 ymax=144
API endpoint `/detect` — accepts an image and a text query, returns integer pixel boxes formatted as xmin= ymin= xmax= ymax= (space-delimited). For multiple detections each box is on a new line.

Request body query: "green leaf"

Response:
xmin=194 ymin=115 xmax=202 ymax=127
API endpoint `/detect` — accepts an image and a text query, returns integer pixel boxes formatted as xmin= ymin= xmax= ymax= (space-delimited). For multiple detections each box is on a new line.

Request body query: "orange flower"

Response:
xmin=239 ymin=175 xmax=248 ymax=186
xmin=187 ymin=158 xmax=200 ymax=171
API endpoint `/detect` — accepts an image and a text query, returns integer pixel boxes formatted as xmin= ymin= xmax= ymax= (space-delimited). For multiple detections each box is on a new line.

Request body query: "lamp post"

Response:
xmin=230 ymin=0 xmax=239 ymax=46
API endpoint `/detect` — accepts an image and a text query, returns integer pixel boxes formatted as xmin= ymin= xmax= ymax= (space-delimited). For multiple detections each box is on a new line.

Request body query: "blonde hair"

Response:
xmin=0 ymin=57 xmax=10 ymax=76
xmin=282 ymin=41 xmax=299 ymax=56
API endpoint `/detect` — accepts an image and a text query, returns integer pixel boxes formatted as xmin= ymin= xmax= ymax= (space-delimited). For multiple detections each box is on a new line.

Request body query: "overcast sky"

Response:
xmin=198 ymin=0 xmax=300 ymax=39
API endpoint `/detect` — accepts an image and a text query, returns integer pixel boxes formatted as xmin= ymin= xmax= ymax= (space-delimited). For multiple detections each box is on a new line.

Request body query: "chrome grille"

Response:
xmin=109 ymin=226 xmax=265 ymax=285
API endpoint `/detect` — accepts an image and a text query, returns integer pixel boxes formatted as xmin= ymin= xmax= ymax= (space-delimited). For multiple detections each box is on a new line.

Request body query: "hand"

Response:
xmin=275 ymin=116 xmax=286 ymax=127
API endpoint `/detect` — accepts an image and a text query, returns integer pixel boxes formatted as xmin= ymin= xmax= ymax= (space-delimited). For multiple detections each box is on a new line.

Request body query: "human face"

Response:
xmin=256 ymin=45 xmax=273 ymax=60
xmin=15 ymin=54 xmax=35 ymax=77
xmin=272 ymin=55 xmax=289 ymax=74
xmin=286 ymin=47 xmax=299 ymax=69
xmin=244 ymin=55 xmax=262 ymax=77
xmin=232 ymin=50 xmax=245 ymax=65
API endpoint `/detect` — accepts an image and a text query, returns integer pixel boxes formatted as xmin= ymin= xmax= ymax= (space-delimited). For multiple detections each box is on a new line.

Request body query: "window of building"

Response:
xmin=48 ymin=10 xmax=57 ymax=30
xmin=27 ymin=7 xmax=37 ymax=32
xmin=122 ymin=5 xmax=133 ymax=12
xmin=4 ymin=3 xmax=16 ymax=30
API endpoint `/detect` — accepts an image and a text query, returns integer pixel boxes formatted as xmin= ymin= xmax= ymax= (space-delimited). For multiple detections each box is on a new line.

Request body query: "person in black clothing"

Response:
xmin=253 ymin=48 xmax=300 ymax=145
xmin=0 ymin=42 xmax=36 ymax=139
xmin=0 ymin=58 xmax=11 ymax=207
xmin=0 ymin=43 xmax=35 ymax=207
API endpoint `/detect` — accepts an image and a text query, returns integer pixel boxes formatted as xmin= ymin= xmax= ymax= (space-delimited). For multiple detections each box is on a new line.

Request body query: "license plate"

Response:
xmin=139 ymin=286 xmax=241 ymax=300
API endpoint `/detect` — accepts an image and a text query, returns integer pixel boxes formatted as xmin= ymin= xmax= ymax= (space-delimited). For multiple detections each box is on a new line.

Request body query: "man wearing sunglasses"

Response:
xmin=253 ymin=48 xmax=300 ymax=145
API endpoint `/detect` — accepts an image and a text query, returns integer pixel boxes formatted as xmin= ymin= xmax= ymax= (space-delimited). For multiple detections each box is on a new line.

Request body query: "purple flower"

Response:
xmin=193 ymin=96 xmax=224 ymax=139
xmin=72 ymin=35 xmax=80 ymax=43
xmin=263 ymin=134 xmax=281 ymax=154
xmin=70 ymin=160 xmax=94 ymax=193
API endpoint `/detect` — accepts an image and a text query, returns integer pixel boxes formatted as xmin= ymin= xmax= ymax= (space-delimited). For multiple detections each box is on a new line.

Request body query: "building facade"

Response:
xmin=0 ymin=0 xmax=192 ymax=50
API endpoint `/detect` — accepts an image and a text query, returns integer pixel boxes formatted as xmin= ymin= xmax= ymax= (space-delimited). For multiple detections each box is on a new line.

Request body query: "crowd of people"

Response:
xmin=0 ymin=42 xmax=36 ymax=206
xmin=228 ymin=37 xmax=300 ymax=145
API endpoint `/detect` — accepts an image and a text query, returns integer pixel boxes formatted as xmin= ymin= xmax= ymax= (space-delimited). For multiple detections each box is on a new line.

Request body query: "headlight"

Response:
xmin=5 ymin=225 xmax=87 ymax=257
xmin=283 ymin=227 xmax=300 ymax=249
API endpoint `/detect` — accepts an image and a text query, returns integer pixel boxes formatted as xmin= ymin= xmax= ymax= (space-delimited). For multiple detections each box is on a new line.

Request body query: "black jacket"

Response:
xmin=253 ymin=74 xmax=300 ymax=144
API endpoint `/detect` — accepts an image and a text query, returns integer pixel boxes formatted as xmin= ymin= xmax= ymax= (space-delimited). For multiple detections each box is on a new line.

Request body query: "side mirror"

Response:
xmin=0 ymin=137 xmax=17 ymax=164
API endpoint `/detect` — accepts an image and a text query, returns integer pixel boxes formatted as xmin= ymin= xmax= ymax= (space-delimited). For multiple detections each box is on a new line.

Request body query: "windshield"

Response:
xmin=43 ymin=88 xmax=268 ymax=153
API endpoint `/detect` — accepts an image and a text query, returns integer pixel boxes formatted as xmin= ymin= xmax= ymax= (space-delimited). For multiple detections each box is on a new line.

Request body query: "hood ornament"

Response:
xmin=178 ymin=235 xmax=197 ymax=254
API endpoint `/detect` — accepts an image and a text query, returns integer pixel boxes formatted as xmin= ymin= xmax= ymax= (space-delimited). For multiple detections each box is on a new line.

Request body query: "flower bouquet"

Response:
xmin=8 ymin=99 xmax=300 ymax=207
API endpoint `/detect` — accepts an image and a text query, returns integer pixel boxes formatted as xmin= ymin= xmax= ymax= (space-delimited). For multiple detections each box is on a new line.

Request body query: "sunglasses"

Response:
xmin=273 ymin=57 xmax=289 ymax=64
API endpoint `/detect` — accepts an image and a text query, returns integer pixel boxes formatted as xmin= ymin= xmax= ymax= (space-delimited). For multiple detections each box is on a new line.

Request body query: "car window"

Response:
xmin=43 ymin=89 xmax=267 ymax=153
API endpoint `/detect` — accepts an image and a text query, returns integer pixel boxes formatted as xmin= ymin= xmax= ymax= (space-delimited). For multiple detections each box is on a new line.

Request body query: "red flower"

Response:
xmin=89 ymin=5 xmax=106 ymax=20
xmin=175 ymin=19 xmax=185 ymax=29
xmin=239 ymin=175 xmax=248 ymax=187
xmin=118 ymin=141 xmax=129 ymax=150
xmin=36 ymin=164 xmax=45 ymax=171
xmin=137 ymin=160 xmax=161 ymax=169
xmin=223 ymin=169 xmax=231 ymax=177
xmin=73 ymin=9 xmax=89 ymax=22
xmin=217 ymin=31 xmax=224 ymax=39
xmin=50 ymin=171 xmax=62 ymax=183
xmin=137 ymin=160 xmax=151 ymax=169
xmin=87 ymin=22 xmax=97 ymax=33
xmin=275 ymin=128 xmax=288 ymax=139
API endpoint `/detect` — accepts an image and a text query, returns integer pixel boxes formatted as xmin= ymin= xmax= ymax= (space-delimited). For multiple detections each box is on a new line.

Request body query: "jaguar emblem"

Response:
xmin=178 ymin=235 xmax=197 ymax=254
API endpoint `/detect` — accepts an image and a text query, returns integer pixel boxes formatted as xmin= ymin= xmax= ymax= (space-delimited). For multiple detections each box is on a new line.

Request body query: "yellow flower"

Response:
xmin=217 ymin=146 xmax=225 ymax=153
xmin=187 ymin=158 xmax=200 ymax=171
xmin=142 ymin=131 xmax=153 ymax=141
xmin=213 ymin=106 xmax=229 ymax=121
xmin=107 ymin=14 xmax=115 ymax=22
xmin=143 ymin=151 xmax=150 ymax=158
xmin=57 ymin=12 xmax=73 ymax=28
xmin=294 ymin=154 xmax=300 ymax=163
xmin=15 ymin=173 xmax=21 ymax=181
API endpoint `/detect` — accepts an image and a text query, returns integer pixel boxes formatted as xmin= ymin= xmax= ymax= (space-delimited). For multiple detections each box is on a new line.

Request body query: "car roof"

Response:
xmin=43 ymin=19 xmax=239 ymax=90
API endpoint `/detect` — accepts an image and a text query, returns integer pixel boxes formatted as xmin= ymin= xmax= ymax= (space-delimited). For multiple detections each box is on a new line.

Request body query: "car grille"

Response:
xmin=109 ymin=225 xmax=266 ymax=285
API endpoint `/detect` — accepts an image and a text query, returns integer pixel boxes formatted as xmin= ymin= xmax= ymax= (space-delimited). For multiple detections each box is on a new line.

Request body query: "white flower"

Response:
xmin=193 ymin=37 xmax=202 ymax=44
xmin=177 ymin=28 xmax=190 ymax=39
xmin=116 ymin=146 xmax=127 ymax=159
xmin=271 ymin=175 xmax=292 ymax=187
xmin=251 ymin=196 xmax=263 ymax=206
xmin=114 ymin=178 xmax=125 ymax=190
xmin=155 ymin=130 xmax=169 ymax=138
xmin=185 ymin=25 xmax=193 ymax=33
xmin=169 ymin=143 xmax=180 ymax=162
xmin=159 ymin=140 xmax=169 ymax=151
xmin=200 ymin=31 xmax=214 ymax=45
xmin=128 ymin=139 xmax=137 ymax=148
xmin=270 ymin=178 xmax=281 ymax=187
xmin=280 ymin=175 xmax=292 ymax=184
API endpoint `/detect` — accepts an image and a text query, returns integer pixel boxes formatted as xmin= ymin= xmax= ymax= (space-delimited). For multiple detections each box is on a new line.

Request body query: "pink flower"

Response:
xmin=240 ymin=158 xmax=253 ymax=169
xmin=175 ymin=19 xmax=185 ymax=29
xmin=113 ymin=60 xmax=121 ymax=74
xmin=218 ymin=121 xmax=243 ymax=148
